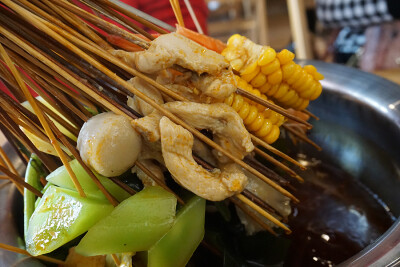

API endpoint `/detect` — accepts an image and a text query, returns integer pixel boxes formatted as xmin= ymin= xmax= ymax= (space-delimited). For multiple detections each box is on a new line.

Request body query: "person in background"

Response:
xmin=122 ymin=0 xmax=208 ymax=34
xmin=315 ymin=0 xmax=400 ymax=71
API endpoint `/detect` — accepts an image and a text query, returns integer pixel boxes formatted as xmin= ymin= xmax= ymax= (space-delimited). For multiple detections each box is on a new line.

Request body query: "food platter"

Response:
xmin=1 ymin=60 xmax=399 ymax=266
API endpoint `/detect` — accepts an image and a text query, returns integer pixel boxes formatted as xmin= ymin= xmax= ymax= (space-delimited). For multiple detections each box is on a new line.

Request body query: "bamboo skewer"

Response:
xmin=97 ymin=0 xmax=171 ymax=33
xmin=0 ymin=243 xmax=65 ymax=265
xmin=0 ymin=107 xmax=58 ymax=172
xmin=236 ymin=87 xmax=313 ymax=129
xmin=0 ymin=42 xmax=86 ymax=197
xmin=16 ymin=0 xmax=107 ymax=51
xmin=110 ymin=177 xmax=136 ymax=195
xmin=44 ymin=114 xmax=119 ymax=207
xmin=135 ymin=161 xmax=184 ymax=205
xmin=0 ymin=180 xmax=12 ymax=189
xmin=236 ymin=193 xmax=291 ymax=234
xmin=47 ymin=0 xmax=149 ymax=49
xmin=0 ymin=0 xmax=306 ymax=233
xmin=0 ymin=3 xmax=298 ymax=202
xmin=170 ymin=0 xmax=185 ymax=27
xmin=41 ymin=0 xmax=113 ymax=50
xmin=0 ymin=157 xmax=24 ymax=194
xmin=0 ymin=61 xmax=80 ymax=137
xmin=111 ymin=254 xmax=121 ymax=266
xmin=0 ymin=165 xmax=42 ymax=197
xmin=1 ymin=91 xmax=72 ymax=156
xmin=254 ymin=147 xmax=304 ymax=183
xmin=183 ymin=0 xmax=204 ymax=34
xmin=283 ymin=124 xmax=322 ymax=151
xmin=0 ymin=27 xmax=133 ymax=120
xmin=251 ymin=134 xmax=305 ymax=170
xmin=231 ymin=197 xmax=277 ymax=236
xmin=80 ymin=0 xmax=154 ymax=41
xmin=303 ymin=109 xmax=319 ymax=120
xmin=0 ymin=143 xmax=20 ymax=175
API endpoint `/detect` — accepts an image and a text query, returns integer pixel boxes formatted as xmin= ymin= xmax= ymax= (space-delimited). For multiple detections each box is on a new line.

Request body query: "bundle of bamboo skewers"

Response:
xmin=0 ymin=0 xmax=323 ymax=264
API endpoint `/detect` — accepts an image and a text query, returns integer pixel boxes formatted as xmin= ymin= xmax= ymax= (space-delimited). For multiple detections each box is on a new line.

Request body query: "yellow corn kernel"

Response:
xmin=261 ymin=58 xmax=280 ymax=75
xmin=241 ymin=61 xmax=258 ymax=75
xmin=296 ymin=75 xmax=314 ymax=93
xmin=227 ymin=34 xmax=244 ymax=47
xmin=292 ymin=71 xmax=309 ymax=90
xmin=303 ymin=65 xmax=317 ymax=75
xmin=250 ymin=72 xmax=267 ymax=88
xmin=277 ymin=49 xmax=295 ymax=65
xmin=299 ymin=85 xmax=317 ymax=99
xmin=243 ymin=105 xmax=258 ymax=125
xmin=292 ymin=98 xmax=305 ymax=110
xmin=263 ymin=125 xmax=280 ymax=144
xmin=236 ymin=77 xmax=248 ymax=89
xmin=268 ymin=69 xmax=283 ymax=85
xmin=238 ymin=101 xmax=251 ymax=118
xmin=281 ymin=61 xmax=297 ymax=80
xmin=230 ymin=58 xmax=245 ymax=72
xmin=231 ymin=94 xmax=244 ymax=111
xmin=297 ymin=99 xmax=309 ymax=110
xmin=262 ymin=108 xmax=272 ymax=119
xmin=247 ymin=113 xmax=265 ymax=131
xmin=285 ymin=93 xmax=300 ymax=107
xmin=309 ymin=83 xmax=323 ymax=100
xmin=273 ymin=83 xmax=289 ymax=99
xmin=279 ymin=89 xmax=296 ymax=103
xmin=265 ymin=84 xmax=280 ymax=96
xmin=224 ymin=50 xmax=240 ymax=61
xmin=268 ymin=111 xmax=280 ymax=125
xmin=259 ymin=82 xmax=272 ymax=94
xmin=314 ymin=72 xmax=324 ymax=80
xmin=224 ymin=93 xmax=234 ymax=106
xmin=276 ymin=113 xmax=286 ymax=126
xmin=241 ymin=66 xmax=260 ymax=82
xmin=286 ymin=67 xmax=302 ymax=86
xmin=254 ymin=119 xmax=273 ymax=137
xmin=258 ymin=47 xmax=276 ymax=66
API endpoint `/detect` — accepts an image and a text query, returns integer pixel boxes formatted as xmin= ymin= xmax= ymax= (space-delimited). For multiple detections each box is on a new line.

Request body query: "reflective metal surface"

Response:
xmin=0 ymin=61 xmax=399 ymax=266
xmin=299 ymin=60 xmax=400 ymax=267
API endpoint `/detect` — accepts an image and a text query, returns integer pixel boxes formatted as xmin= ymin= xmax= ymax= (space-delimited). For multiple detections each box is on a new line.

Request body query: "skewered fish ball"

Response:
xmin=77 ymin=112 xmax=142 ymax=177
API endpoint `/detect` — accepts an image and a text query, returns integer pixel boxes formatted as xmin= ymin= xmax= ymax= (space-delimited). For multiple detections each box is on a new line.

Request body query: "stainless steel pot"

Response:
xmin=0 ymin=61 xmax=399 ymax=266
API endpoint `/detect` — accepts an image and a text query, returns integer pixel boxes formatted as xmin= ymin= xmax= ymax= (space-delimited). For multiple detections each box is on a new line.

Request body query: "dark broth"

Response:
xmin=285 ymin=159 xmax=395 ymax=266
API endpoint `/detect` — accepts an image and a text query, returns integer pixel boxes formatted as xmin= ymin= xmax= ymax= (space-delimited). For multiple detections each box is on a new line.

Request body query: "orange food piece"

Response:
xmin=176 ymin=25 xmax=226 ymax=53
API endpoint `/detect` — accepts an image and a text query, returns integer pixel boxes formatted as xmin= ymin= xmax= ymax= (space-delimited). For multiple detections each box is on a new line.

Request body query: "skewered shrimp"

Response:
xmin=160 ymin=117 xmax=247 ymax=201
xmin=77 ymin=112 xmax=142 ymax=176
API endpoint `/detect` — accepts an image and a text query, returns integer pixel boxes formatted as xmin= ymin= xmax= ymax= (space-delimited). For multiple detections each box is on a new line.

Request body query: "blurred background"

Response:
xmin=191 ymin=0 xmax=400 ymax=84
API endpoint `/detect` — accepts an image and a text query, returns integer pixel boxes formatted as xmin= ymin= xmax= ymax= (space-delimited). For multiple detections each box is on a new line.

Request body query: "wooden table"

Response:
xmin=373 ymin=68 xmax=400 ymax=85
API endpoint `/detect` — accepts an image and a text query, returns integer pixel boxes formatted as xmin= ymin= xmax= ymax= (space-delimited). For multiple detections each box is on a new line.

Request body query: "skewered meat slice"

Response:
xmin=135 ymin=33 xmax=229 ymax=75
xmin=236 ymin=170 xmax=291 ymax=235
xmin=132 ymin=159 xmax=165 ymax=187
xmin=77 ymin=112 xmax=141 ymax=177
xmin=131 ymin=111 xmax=162 ymax=143
xmin=160 ymin=117 xmax=247 ymax=201
xmin=190 ymin=69 xmax=237 ymax=100
xmin=132 ymin=101 xmax=254 ymax=161
xmin=163 ymin=102 xmax=254 ymax=162
xmin=127 ymin=77 xmax=164 ymax=116
xmin=157 ymin=68 xmax=236 ymax=100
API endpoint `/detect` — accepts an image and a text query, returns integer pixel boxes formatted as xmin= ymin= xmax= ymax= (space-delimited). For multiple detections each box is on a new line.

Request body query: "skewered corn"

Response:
xmin=223 ymin=75 xmax=285 ymax=144
xmin=222 ymin=34 xmax=324 ymax=110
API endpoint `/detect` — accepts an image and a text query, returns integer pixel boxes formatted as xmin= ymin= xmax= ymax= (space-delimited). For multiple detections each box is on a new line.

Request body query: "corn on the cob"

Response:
xmin=223 ymin=75 xmax=285 ymax=144
xmin=222 ymin=34 xmax=324 ymax=110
